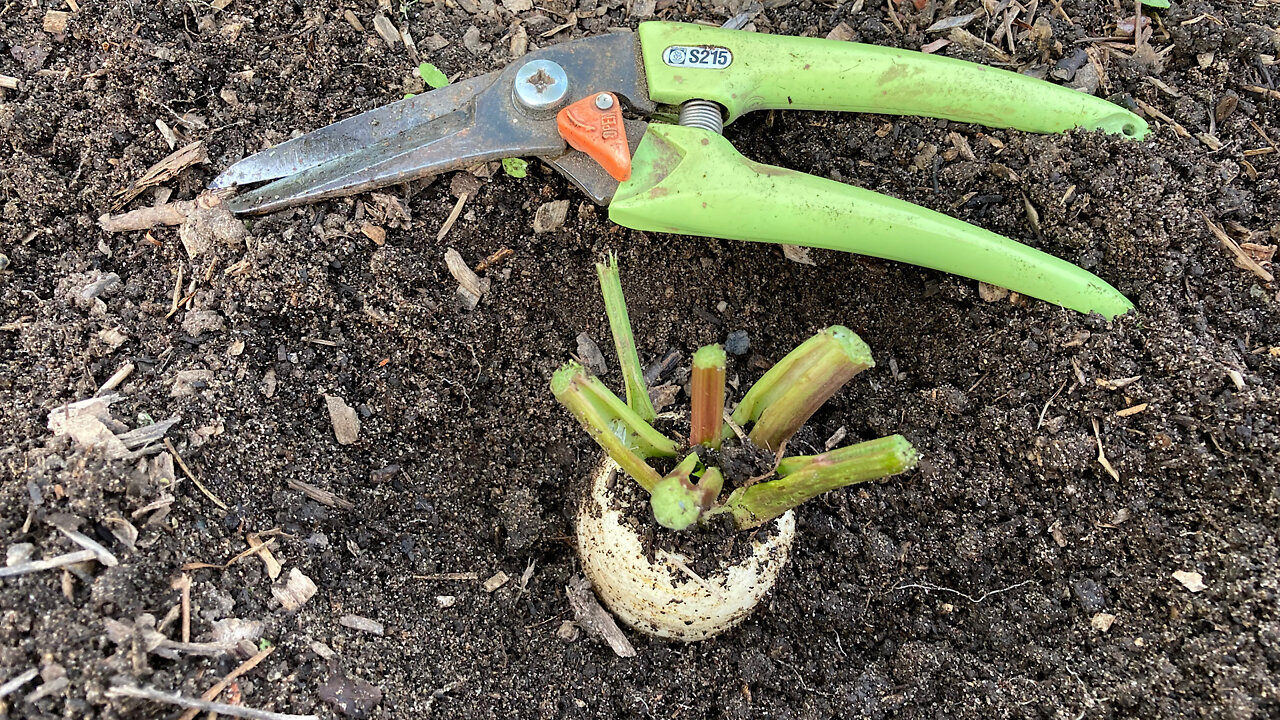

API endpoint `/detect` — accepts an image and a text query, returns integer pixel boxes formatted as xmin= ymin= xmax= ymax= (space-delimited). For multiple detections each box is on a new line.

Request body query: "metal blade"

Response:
xmin=210 ymin=73 xmax=496 ymax=190
xmin=224 ymin=32 xmax=652 ymax=214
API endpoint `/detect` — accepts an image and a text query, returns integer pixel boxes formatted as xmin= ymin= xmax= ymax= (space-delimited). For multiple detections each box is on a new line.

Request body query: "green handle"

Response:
xmin=609 ymin=125 xmax=1133 ymax=319
xmin=636 ymin=22 xmax=1149 ymax=138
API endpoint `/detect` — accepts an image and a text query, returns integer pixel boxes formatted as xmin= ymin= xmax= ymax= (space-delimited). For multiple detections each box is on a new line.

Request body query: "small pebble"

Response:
xmin=725 ymin=330 xmax=750 ymax=356
xmin=0 ymin=253 xmax=10 ymax=271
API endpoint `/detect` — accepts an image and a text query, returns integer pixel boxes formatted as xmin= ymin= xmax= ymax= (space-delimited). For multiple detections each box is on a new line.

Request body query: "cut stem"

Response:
xmin=552 ymin=361 xmax=676 ymax=491
xmin=690 ymin=344 xmax=727 ymax=448
xmin=725 ymin=435 xmax=917 ymax=530
xmin=729 ymin=326 xmax=874 ymax=451
xmin=596 ymin=254 xmax=658 ymax=422
xmin=650 ymin=453 xmax=702 ymax=530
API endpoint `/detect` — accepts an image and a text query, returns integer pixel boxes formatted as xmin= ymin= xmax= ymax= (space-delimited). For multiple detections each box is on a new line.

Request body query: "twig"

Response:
xmin=0 ymin=549 xmax=97 ymax=578
xmin=1091 ymin=417 xmax=1121 ymax=482
xmin=165 ymin=438 xmax=229 ymax=510
xmin=106 ymin=685 xmax=317 ymax=720
xmin=892 ymin=578 xmax=1036 ymax=603
xmin=48 ymin=515 xmax=119 ymax=567
xmin=0 ymin=668 xmax=38 ymax=699
xmin=1202 ymin=215 xmax=1273 ymax=282
xmin=412 ymin=572 xmax=479 ymax=581
xmin=1134 ymin=99 xmax=1190 ymax=137
xmin=171 ymin=574 xmax=192 ymax=643
xmin=436 ymin=193 xmax=468 ymax=242
xmin=170 ymin=264 xmax=184 ymax=314
xmin=98 ymin=200 xmax=193 ymax=232
xmin=286 ymin=478 xmax=354 ymax=510
xmin=1242 ymin=85 xmax=1280 ymax=101
xmin=110 ymin=141 xmax=208 ymax=210
xmin=422 ymin=678 xmax=465 ymax=714
xmin=1037 ymin=378 xmax=1069 ymax=429
xmin=176 ymin=646 xmax=276 ymax=720
xmin=182 ymin=538 xmax=278 ymax=572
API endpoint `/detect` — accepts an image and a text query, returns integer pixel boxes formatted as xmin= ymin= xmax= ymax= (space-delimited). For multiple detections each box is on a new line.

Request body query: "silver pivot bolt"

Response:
xmin=678 ymin=99 xmax=724 ymax=135
xmin=513 ymin=59 xmax=570 ymax=113
xmin=594 ymin=93 xmax=614 ymax=110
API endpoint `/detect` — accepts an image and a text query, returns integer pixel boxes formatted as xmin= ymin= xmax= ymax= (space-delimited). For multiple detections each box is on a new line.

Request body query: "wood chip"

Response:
xmin=339 ymin=614 xmax=385 ymax=635
xmin=1203 ymin=215 xmax=1273 ymax=281
xmin=0 ymin=75 xmax=18 ymax=90
xmin=246 ymin=533 xmax=282 ymax=579
xmin=43 ymin=9 xmax=69 ymax=34
xmin=342 ymin=9 xmax=364 ymax=31
xmin=360 ymin=224 xmax=386 ymax=246
xmin=1173 ymin=570 xmax=1206 ymax=592
xmin=566 ymin=575 xmax=635 ymax=657
xmin=445 ymin=247 xmax=489 ymax=310
xmin=825 ymin=22 xmax=854 ymax=41
xmin=272 ymin=568 xmax=317 ymax=611
xmin=978 ymin=282 xmax=1010 ymax=302
xmin=371 ymin=13 xmax=400 ymax=47
xmin=532 ymin=199 xmax=570 ymax=233
xmin=1116 ymin=402 xmax=1149 ymax=417
xmin=324 ymin=394 xmax=360 ymax=445
xmin=1097 ymin=375 xmax=1141 ymax=390
xmin=483 ymin=571 xmax=510 ymax=592
xmin=1091 ymin=612 xmax=1116 ymax=631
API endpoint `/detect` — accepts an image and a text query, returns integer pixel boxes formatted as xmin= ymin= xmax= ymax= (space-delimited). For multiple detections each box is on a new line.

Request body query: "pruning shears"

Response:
xmin=212 ymin=22 xmax=1149 ymax=318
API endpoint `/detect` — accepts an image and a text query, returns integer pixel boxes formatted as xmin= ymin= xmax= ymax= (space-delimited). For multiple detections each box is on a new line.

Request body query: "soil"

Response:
xmin=1 ymin=0 xmax=1278 ymax=718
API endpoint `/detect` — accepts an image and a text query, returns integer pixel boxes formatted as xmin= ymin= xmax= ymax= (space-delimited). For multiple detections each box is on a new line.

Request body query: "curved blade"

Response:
xmin=211 ymin=74 xmax=497 ymax=191
xmin=221 ymin=32 xmax=652 ymax=214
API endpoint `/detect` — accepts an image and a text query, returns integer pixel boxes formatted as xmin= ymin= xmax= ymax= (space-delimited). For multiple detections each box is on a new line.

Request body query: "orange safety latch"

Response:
xmin=555 ymin=92 xmax=631 ymax=182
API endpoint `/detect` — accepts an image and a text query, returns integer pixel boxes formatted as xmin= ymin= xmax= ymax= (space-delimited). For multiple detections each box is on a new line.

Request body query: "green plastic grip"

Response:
xmin=636 ymin=22 xmax=1149 ymax=138
xmin=609 ymin=125 xmax=1133 ymax=318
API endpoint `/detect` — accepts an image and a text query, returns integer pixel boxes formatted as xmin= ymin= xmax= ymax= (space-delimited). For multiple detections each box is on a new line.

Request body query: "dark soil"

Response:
xmin=2 ymin=0 xmax=1278 ymax=718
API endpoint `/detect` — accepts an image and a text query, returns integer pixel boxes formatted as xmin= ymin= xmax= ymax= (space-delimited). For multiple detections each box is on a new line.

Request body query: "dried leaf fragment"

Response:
xmin=781 ymin=245 xmax=816 ymax=265
xmin=1173 ymin=570 xmax=1206 ymax=592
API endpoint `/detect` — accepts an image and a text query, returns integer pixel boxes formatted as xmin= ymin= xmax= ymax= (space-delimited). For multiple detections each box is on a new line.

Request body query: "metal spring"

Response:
xmin=678 ymin=100 xmax=724 ymax=135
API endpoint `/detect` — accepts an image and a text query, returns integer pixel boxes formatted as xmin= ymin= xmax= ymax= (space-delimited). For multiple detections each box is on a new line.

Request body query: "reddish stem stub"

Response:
xmin=689 ymin=344 xmax=727 ymax=448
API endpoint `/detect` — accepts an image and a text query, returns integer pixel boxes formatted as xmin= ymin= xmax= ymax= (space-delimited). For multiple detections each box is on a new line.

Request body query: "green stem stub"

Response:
xmin=727 ymin=435 xmax=918 ymax=529
xmin=650 ymin=453 xmax=702 ymax=530
xmin=730 ymin=326 xmax=874 ymax=451
xmin=596 ymin=254 xmax=658 ymax=422
xmin=552 ymin=361 xmax=676 ymax=491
